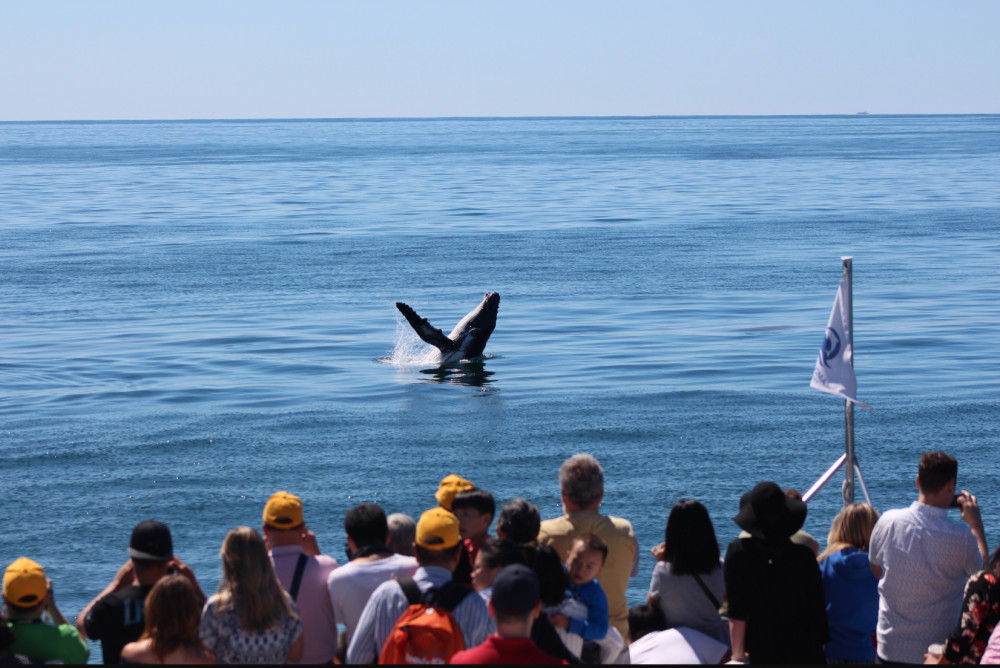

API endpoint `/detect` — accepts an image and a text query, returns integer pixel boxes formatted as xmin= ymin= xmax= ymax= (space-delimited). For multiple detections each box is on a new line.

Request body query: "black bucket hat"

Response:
xmin=733 ymin=482 xmax=807 ymax=541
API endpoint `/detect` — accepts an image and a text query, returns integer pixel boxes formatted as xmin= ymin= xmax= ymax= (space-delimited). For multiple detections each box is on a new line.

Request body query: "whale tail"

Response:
xmin=395 ymin=302 xmax=457 ymax=354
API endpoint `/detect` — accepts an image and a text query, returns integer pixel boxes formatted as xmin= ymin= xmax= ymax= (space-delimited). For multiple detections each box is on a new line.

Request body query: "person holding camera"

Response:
xmin=77 ymin=519 xmax=205 ymax=664
xmin=868 ymin=451 xmax=988 ymax=664
xmin=4 ymin=557 xmax=89 ymax=664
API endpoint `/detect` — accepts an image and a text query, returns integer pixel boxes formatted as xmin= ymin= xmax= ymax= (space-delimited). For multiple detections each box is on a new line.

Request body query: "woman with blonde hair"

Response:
xmin=199 ymin=527 xmax=303 ymax=664
xmin=120 ymin=575 xmax=214 ymax=664
xmin=818 ymin=503 xmax=880 ymax=663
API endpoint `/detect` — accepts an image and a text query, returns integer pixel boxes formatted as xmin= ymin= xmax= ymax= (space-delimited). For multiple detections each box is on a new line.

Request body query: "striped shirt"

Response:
xmin=345 ymin=565 xmax=493 ymax=664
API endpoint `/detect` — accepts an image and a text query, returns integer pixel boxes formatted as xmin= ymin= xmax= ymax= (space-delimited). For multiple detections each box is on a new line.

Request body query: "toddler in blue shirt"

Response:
xmin=549 ymin=533 xmax=610 ymax=659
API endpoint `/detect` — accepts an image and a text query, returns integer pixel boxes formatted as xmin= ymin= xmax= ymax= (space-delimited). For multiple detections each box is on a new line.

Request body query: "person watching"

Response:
xmin=3 ymin=557 xmax=89 ymax=664
xmin=77 ymin=519 xmax=203 ymax=664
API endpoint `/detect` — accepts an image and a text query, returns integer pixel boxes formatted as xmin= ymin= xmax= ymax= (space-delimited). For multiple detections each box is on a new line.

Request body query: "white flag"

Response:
xmin=811 ymin=281 xmax=869 ymax=407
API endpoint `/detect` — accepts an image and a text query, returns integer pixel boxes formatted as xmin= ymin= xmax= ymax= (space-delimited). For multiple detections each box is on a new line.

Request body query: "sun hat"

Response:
xmin=415 ymin=507 xmax=462 ymax=550
xmin=733 ymin=481 xmax=807 ymax=541
xmin=435 ymin=474 xmax=474 ymax=510
xmin=128 ymin=520 xmax=174 ymax=561
xmin=263 ymin=491 xmax=304 ymax=530
xmin=491 ymin=564 xmax=540 ymax=615
xmin=3 ymin=557 xmax=47 ymax=607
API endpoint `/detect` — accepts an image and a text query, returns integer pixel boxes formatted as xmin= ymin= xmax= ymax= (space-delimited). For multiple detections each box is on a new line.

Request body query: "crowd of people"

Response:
xmin=1 ymin=451 xmax=996 ymax=664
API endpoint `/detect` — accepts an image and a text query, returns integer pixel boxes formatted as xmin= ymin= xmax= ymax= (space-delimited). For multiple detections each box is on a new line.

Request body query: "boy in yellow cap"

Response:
xmin=346 ymin=507 xmax=493 ymax=663
xmin=3 ymin=557 xmax=89 ymax=664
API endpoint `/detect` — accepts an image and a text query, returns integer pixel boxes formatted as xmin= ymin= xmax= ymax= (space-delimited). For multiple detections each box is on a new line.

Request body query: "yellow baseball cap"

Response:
xmin=435 ymin=474 xmax=474 ymax=510
xmin=416 ymin=507 xmax=462 ymax=550
xmin=3 ymin=557 xmax=46 ymax=607
xmin=263 ymin=491 xmax=304 ymax=530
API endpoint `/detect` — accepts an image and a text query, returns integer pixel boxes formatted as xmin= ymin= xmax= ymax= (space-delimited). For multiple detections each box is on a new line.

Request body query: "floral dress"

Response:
xmin=944 ymin=571 xmax=1000 ymax=664
xmin=200 ymin=595 xmax=303 ymax=664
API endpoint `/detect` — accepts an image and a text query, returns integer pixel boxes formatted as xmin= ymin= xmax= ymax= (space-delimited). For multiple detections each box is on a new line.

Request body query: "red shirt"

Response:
xmin=449 ymin=635 xmax=568 ymax=665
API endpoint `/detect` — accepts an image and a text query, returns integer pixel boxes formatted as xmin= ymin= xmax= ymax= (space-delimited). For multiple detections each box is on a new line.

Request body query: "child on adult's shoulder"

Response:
xmin=548 ymin=533 xmax=610 ymax=661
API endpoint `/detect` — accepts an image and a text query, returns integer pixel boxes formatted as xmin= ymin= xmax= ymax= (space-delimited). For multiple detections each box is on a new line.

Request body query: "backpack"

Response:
xmin=378 ymin=578 xmax=471 ymax=665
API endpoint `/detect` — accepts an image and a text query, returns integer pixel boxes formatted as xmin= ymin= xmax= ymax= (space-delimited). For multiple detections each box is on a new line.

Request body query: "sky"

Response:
xmin=2 ymin=0 xmax=998 ymax=121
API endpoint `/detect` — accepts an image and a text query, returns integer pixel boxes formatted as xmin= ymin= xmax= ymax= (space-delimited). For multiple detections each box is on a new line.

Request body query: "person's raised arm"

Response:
xmin=76 ymin=560 xmax=136 ymax=638
xmin=959 ymin=491 xmax=989 ymax=567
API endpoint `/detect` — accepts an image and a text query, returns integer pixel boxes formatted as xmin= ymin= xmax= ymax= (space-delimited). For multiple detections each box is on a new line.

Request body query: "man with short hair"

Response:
xmin=869 ymin=451 xmax=988 ymax=663
xmin=538 ymin=453 xmax=638 ymax=642
xmin=4 ymin=557 xmax=89 ymax=664
xmin=327 ymin=503 xmax=418 ymax=649
xmin=78 ymin=519 xmax=203 ymax=664
xmin=449 ymin=564 xmax=567 ymax=664
xmin=346 ymin=507 xmax=492 ymax=664
xmin=262 ymin=490 xmax=339 ymax=665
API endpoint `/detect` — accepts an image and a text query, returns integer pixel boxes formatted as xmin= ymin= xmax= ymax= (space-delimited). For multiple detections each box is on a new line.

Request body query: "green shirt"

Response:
xmin=7 ymin=618 xmax=90 ymax=664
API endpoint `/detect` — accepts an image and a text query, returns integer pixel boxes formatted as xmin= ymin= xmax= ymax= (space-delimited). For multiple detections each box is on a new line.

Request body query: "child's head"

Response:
xmin=451 ymin=488 xmax=495 ymax=541
xmin=566 ymin=533 xmax=607 ymax=585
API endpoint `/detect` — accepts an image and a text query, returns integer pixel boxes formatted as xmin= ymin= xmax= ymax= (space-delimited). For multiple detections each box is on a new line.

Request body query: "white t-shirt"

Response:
xmin=629 ymin=627 xmax=729 ymax=665
xmin=326 ymin=553 xmax=419 ymax=645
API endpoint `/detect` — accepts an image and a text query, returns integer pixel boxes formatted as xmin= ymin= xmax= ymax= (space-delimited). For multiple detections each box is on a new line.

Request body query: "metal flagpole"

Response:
xmin=803 ymin=256 xmax=873 ymax=508
xmin=842 ymin=257 xmax=855 ymax=506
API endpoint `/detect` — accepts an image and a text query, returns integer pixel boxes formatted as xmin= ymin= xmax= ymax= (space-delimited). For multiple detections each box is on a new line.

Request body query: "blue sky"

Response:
xmin=2 ymin=1 xmax=998 ymax=120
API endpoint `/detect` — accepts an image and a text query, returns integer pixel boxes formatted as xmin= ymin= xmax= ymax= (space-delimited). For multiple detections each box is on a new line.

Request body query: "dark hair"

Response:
xmin=5 ymin=601 xmax=42 ymax=616
xmin=628 ymin=603 xmax=667 ymax=642
xmin=496 ymin=498 xmax=541 ymax=545
xmin=478 ymin=538 xmax=526 ymax=570
xmin=919 ymin=451 xmax=958 ymax=494
xmin=572 ymin=533 xmax=608 ymax=564
xmin=531 ymin=544 xmax=570 ymax=607
xmin=988 ymin=546 xmax=1000 ymax=576
xmin=415 ymin=543 xmax=462 ymax=567
xmin=451 ymin=489 xmax=496 ymax=519
xmin=662 ymin=499 xmax=721 ymax=576
xmin=344 ymin=503 xmax=388 ymax=549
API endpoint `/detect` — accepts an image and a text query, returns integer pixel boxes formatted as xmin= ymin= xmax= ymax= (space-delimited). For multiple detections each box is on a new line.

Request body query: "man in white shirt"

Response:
xmin=326 ymin=503 xmax=418 ymax=650
xmin=868 ymin=451 xmax=988 ymax=663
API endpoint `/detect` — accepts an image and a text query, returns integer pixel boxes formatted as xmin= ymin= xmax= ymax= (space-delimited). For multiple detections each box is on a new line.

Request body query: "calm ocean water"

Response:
xmin=2 ymin=115 xmax=999 ymax=658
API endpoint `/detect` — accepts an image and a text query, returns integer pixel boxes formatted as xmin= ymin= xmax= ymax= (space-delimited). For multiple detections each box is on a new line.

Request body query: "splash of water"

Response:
xmin=387 ymin=317 xmax=440 ymax=366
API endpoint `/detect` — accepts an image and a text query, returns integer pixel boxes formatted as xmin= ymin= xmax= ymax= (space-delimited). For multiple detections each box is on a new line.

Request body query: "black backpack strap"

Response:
xmin=434 ymin=580 xmax=472 ymax=612
xmin=289 ymin=553 xmax=309 ymax=602
xmin=397 ymin=577 xmax=424 ymax=606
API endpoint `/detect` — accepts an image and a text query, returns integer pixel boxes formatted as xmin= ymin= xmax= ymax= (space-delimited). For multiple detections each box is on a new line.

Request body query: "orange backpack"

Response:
xmin=378 ymin=578 xmax=470 ymax=665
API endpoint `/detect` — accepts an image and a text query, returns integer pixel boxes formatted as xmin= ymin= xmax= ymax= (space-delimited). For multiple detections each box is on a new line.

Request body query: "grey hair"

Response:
xmin=559 ymin=454 xmax=604 ymax=507
xmin=386 ymin=513 xmax=416 ymax=556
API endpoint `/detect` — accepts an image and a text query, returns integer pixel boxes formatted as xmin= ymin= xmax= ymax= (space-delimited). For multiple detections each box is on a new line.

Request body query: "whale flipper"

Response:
xmin=396 ymin=302 xmax=457 ymax=353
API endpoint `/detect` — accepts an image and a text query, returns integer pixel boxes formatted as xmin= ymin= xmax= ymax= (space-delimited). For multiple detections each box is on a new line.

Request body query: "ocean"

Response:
xmin=2 ymin=115 xmax=999 ymax=659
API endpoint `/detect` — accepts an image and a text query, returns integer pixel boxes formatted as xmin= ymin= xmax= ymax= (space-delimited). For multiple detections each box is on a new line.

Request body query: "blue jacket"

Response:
xmin=567 ymin=578 xmax=610 ymax=642
xmin=820 ymin=547 xmax=879 ymax=662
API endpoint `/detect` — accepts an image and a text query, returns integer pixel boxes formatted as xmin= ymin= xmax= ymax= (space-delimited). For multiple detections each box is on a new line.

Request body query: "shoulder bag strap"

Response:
xmin=691 ymin=572 xmax=721 ymax=610
xmin=289 ymin=553 xmax=309 ymax=602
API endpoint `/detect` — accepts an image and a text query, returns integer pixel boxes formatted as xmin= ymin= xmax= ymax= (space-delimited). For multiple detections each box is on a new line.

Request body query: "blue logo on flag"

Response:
xmin=821 ymin=328 xmax=841 ymax=368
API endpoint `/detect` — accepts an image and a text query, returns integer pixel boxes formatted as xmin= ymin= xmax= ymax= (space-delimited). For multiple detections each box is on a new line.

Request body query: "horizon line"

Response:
xmin=3 ymin=112 xmax=999 ymax=124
